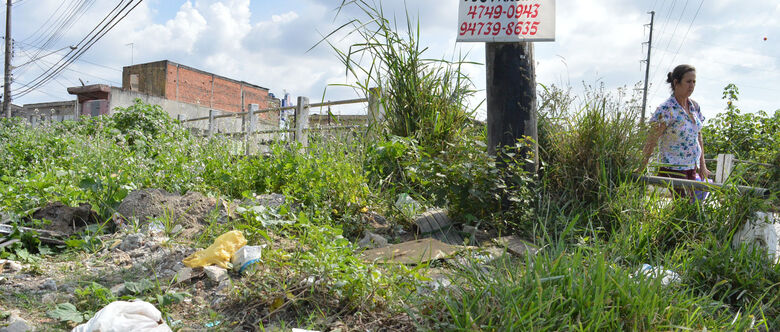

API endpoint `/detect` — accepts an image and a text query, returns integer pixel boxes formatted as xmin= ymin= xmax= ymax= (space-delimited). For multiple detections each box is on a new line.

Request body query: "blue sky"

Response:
xmin=5 ymin=0 xmax=779 ymax=121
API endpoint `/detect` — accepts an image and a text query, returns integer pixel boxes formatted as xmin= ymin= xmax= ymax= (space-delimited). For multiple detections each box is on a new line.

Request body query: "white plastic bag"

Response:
xmin=72 ymin=301 xmax=172 ymax=332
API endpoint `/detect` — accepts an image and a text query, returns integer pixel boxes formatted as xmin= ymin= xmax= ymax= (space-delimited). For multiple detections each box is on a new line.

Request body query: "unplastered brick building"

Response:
xmin=122 ymin=60 xmax=272 ymax=113
xmin=68 ymin=60 xmax=279 ymax=132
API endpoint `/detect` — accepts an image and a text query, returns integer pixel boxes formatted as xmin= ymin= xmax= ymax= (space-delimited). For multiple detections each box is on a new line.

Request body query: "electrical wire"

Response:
xmin=648 ymin=0 xmax=704 ymax=101
xmin=13 ymin=0 xmax=143 ymax=99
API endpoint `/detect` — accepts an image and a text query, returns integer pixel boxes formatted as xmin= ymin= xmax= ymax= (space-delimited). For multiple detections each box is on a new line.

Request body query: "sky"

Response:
xmin=3 ymin=0 xmax=779 ymax=121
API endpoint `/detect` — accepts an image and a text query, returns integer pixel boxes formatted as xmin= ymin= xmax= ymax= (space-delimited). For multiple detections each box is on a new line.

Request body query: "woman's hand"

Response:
xmin=698 ymin=166 xmax=711 ymax=180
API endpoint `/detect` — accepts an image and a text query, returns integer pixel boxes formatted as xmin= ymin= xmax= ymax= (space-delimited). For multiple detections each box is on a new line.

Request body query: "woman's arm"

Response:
xmin=698 ymin=132 xmax=710 ymax=179
xmin=636 ymin=122 xmax=667 ymax=172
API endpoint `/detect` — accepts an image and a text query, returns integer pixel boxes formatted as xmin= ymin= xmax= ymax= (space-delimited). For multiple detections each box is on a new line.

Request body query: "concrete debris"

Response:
xmin=357 ymin=231 xmax=389 ymax=249
xmin=173 ymin=267 xmax=193 ymax=284
xmin=493 ymin=236 xmax=539 ymax=258
xmin=413 ymin=209 xmax=463 ymax=245
xmin=732 ymin=212 xmax=780 ymax=262
xmin=362 ymin=238 xmax=461 ymax=264
xmin=204 ymin=266 xmax=229 ymax=284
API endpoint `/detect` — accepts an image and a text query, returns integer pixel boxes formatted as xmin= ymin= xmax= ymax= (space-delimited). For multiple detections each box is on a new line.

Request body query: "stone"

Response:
xmin=1 ymin=314 xmax=34 ymax=332
xmin=493 ymin=236 xmax=539 ymax=258
xmin=110 ymin=284 xmax=127 ymax=297
xmin=357 ymin=232 xmax=389 ymax=249
xmin=204 ymin=266 xmax=228 ymax=284
xmin=173 ymin=267 xmax=193 ymax=284
xmin=119 ymin=233 xmax=145 ymax=251
xmin=40 ymin=279 xmax=57 ymax=291
xmin=0 ymin=259 xmax=22 ymax=273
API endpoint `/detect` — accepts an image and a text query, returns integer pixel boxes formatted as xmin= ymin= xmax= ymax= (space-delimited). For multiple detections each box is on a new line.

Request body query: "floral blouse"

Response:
xmin=649 ymin=95 xmax=705 ymax=170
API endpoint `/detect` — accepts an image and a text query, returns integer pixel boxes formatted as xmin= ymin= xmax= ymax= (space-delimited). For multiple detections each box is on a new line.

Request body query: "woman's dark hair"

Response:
xmin=667 ymin=64 xmax=696 ymax=90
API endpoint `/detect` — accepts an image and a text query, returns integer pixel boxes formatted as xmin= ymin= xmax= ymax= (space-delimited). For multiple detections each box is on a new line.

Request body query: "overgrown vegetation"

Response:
xmin=1 ymin=2 xmax=779 ymax=331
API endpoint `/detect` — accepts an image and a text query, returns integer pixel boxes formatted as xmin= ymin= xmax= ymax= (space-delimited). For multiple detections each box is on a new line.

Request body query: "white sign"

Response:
xmin=456 ymin=0 xmax=555 ymax=42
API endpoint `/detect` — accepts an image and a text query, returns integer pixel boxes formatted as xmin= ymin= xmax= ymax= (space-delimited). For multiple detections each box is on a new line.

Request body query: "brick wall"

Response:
xmin=162 ymin=62 xmax=272 ymax=114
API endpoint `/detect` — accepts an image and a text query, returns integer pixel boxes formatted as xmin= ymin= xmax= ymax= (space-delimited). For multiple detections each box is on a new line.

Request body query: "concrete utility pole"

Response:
xmin=641 ymin=11 xmax=655 ymax=124
xmin=486 ymin=42 xmax=538 ymax=173
xmin=3 ymin=0 xmax=12 ymax=118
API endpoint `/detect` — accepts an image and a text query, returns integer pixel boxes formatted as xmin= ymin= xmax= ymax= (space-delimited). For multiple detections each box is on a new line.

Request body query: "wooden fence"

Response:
xmin=178 ymin=88 xmax=383 ymax=154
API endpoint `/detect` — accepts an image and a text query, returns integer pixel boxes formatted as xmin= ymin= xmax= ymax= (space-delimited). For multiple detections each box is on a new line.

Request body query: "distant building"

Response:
xmin=120 ymin=60 xmax=274 ymax=113
xmin=62 ymin=60 xmax=280 ymax=132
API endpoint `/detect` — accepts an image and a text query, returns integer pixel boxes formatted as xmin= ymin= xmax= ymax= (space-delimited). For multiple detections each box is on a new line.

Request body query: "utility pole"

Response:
xmin=3 ymin=0 xmax=12 ymax=118
xmin=486 ymin=42 xmax=538 ymax=173
xmin=640 ymin=11 xmax=655 ymax=124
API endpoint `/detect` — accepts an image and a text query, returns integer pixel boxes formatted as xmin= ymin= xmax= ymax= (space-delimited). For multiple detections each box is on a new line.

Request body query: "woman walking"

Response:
xmin=637 ymin=64 xmax=710 ymax=197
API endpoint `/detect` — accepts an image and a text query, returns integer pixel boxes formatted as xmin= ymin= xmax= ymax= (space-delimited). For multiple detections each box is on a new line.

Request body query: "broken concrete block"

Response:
xmin=732 ymin=212 xmax=780 ymax=262
xmin=493 ymin=236 xmax=539 ymax=258
xmin=204 ymin=266 xmax=229 ymax=284
xmin=414 ymin=209 xmax=464 ymax=245
xmin=362 ymin=238 xmax=461 ymax=264
xmin=173 ymin=267 xmax=193 ymax=284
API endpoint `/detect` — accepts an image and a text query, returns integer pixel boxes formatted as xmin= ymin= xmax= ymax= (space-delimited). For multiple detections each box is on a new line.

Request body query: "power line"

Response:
xmin=14 ymin=39 xmax=123 ymax=73
xmin=648 ymin=0 xmax=704 ymax=101
xmin=13 ymin=0 xmax=143 ymax=99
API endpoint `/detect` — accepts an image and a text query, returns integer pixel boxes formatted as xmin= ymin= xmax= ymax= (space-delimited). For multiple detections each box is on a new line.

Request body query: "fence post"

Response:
xmin=716 ymin=153 xmax=734 ymax=183
xmin=368 ymin=87 xmax=384 ymax=126
xmin=208 ymin=110 xmax=215 ymax=137
xmin=74 ymin=100 xmax=80 ymax=121
xmin=246 ymin=104 xmax=258 ymax=155
xmin=295 ymin=96 xmax=310 ymax=148
xmin=28 ymin=115 xmax=34 ymax=128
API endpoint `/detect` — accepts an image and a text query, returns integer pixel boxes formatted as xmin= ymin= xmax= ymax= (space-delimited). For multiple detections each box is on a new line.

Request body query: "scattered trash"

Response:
xmin=732 ymin=212 xmax=780 ymax=262
xmin=357 ymin=231 xmax=389 ymax=249
xmin=231 ymin=245 xmax=265 ymax=274
xmin=634 ymin=264 xmax=680 ymax=286
xmin=0 ymin=224 xmax=67 ymax=246
xmin=395 ymin=194 xmax=423 ymax=219
xmin=414 ymin=209 xmax=463 ymax=245
xmin=71 ymin=301 xmax=172 ymax=332
xmin=204 ymin=321 xmax=221 ymax=328
xmin=182 ymin=230 xmax=247 ymax=269
xmin=362 ymin=238 xmax=461 ymax=264
xmin=493 ymin=236 xmax=540 ymax=258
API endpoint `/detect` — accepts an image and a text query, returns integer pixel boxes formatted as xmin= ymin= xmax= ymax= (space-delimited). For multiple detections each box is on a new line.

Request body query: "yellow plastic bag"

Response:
xmin=182 ymin=230 xmax=247 ymax=268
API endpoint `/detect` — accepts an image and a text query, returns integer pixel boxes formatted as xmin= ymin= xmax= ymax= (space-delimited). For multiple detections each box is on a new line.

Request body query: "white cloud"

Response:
xmin=8 ymin=0 xmax=779 ymax=121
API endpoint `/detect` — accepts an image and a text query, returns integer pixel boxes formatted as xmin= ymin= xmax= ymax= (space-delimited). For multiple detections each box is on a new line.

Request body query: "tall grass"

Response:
xmin=322 ymin=0 xmax=478 ymax=154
